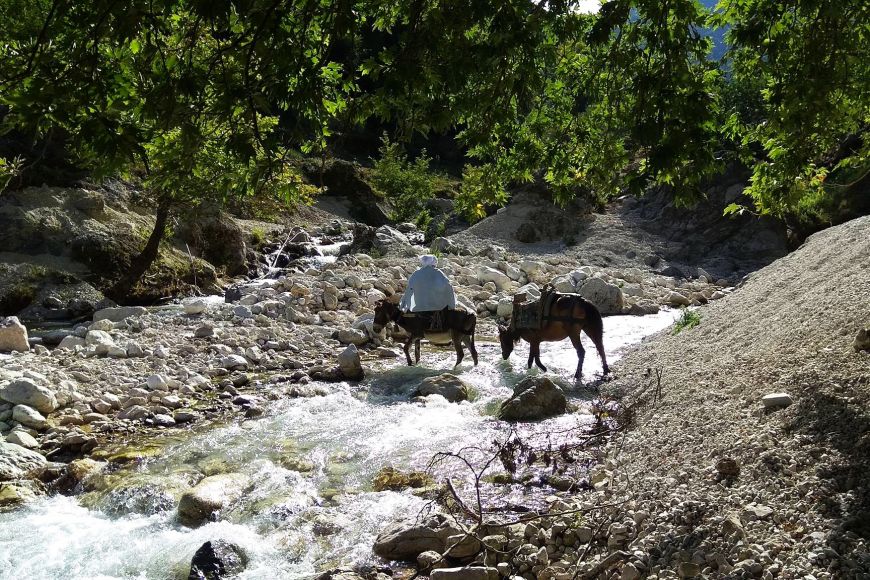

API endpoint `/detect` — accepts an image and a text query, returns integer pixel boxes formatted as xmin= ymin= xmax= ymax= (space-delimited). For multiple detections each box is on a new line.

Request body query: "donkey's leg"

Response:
xmin=527 ymin=341 xmax=536 ymax=369
xmin=403 ymin=338 xmax=414 ymax=366
xmin=533 ymin=342 xmax=548 ymax=372
xmin=464 ymin=334 xmax=479 ymax=366
xmin=452 ymin=330 xmax=464 ymax=367
xmin=414 ymin=339 xmax=421 ymax=364
xmin=584 ymin=326 xmax=609 ymax=375
xmin=569 ymin=332 xmax=586 ymax=380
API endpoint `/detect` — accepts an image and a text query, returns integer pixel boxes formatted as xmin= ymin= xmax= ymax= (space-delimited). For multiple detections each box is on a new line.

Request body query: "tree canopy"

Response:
xmin=1 ymin=0 xmax=867 ymax=225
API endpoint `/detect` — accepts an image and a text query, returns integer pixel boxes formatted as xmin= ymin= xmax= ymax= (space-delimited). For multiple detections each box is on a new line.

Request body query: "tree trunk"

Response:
xmin=110 ymin=197 xmax=171 ymax=300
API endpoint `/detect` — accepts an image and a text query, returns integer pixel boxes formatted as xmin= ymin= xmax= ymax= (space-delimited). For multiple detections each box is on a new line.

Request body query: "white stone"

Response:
xmin=761 ymin=393 xmax=793 ymax=408
xmin=5 ymin=430 xmax=39 ymax=449
xmin=88 ymin=319 xmax=115 ymax=333
xmin=0 ymin=379 xmax=58 ymax=414
xmin=0 ymin=317 xmax=29 ymax=353
xmin=12 ymin=404 xmax=47 ymax=430
xmin=146 ymin=374 xmax=169 ymax=391
xmin=57 ymin=336 xmax=86 ymax=350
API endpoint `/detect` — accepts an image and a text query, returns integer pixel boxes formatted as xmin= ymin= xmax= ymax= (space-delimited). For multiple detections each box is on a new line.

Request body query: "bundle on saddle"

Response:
xmin=510 ymin=284 xmax=580 ymax=331
xmin=403 ymin=305 xmax=472 ymax=334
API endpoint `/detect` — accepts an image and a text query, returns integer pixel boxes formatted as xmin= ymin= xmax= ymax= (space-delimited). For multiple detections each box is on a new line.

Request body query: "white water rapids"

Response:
xmin=0 ymin=310 xmax=678 ymax=579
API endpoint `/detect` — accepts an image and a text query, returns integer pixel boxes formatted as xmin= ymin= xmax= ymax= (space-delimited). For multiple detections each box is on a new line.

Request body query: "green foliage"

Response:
xmin=250 ymin=227 xmax=266 ymax=247
xmin=0 ymin=157 xmax=23 ymax=194
xmin=370 ymin=136 xmax=439 ymax=226
xmin=0 ymin=0 xmax=866 ymax=233
xmin=673 ymin=308 xmax=701 ymax=335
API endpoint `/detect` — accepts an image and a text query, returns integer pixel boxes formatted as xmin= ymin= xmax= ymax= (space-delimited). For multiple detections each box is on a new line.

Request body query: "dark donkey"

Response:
xmin=498 ymin=292 xmax=609 ymax=380
xmin=372 ymin=300 xmax=479 ymax=367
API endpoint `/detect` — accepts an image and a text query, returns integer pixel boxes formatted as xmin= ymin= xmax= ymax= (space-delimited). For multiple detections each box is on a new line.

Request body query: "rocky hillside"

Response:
xmin=596 ymin=215 xmax=870 ymax=578
xmin=0 ymin=184 xmax=282 ymax=321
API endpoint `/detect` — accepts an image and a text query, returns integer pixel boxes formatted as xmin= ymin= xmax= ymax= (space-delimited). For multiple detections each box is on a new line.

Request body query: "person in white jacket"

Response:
xmin=399 ymin=255 xmax=456 ymax=329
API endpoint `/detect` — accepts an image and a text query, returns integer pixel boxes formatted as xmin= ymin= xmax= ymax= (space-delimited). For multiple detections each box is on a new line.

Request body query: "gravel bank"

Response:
xmin=597 ymin=215 xmax=870 ymax=578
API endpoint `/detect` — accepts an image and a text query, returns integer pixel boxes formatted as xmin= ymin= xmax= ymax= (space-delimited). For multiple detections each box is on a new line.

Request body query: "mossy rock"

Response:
xmin=372 ymin=466 xmax=435 ymax=492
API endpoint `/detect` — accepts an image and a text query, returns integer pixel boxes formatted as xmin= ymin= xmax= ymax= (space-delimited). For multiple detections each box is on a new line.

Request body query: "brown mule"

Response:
xmin=372 ymin=300 xmax=479 ymax=367
xmin=498 ymin=293 xmax=609 ymax=380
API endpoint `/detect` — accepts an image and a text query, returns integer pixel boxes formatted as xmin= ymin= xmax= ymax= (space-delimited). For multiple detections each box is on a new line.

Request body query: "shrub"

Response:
xmin=370 ymin=135 xmax=440 ymax=225
xmin=673 ymin=308 xmax=701 ymax=334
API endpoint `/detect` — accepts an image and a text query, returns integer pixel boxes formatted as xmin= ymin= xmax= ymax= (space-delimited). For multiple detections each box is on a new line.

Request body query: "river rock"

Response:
xmin=93 ymin=306 xmax=147 ymax=322
xmin=372 ymin=514 xmax=463 ymax=562
xmin=220 ymin=355 xmax=248 ymax=370
xmin=761 ymin=392 xmax=793 ymax=408
xmin=0 ymin=481 xmax=38 ymax=507
xmin=337 ymin=328 xmax=369 ymax=346
xmin=338 ymin=344 xmax=364 ymax=380
xmin=5 ymin=430 xmax=39 ymax=449
xmin=415 ymin=374 xmax=472 ymax=403
xmin=578 ymin=278 xmax=624 ymax=315
xmin=430 ymin=567 xmax=498 ymax=580
xmin=373 ymin=225 xmax=410 ymax=252
xmin=89 ymin=318 xmax=115 ymax=332
xmin=184 ymin=299 xmax=209 ymax=315
xmin=57 ymin=335 xmax=86 ymax=350
xmin=666 ymin=290 xmax=691 ymax=307
xmin=188 ymin=539 xmax=248 ymax=580
xmin=549 ymin=275 xmax=575 ymax=293
xmin=0 ymin=379 xmax=58 ymax=414
xmin=0 ymin=317 xmax=29 ymax=353
xmin=854 ymin=328 xmax=870 ymax=352
xmin=177 ymin=473 xmax=250 ymax=527
xmin=12 ymin=405 xmax=48 ymax=430
xmin=476 ymin=267 xmax=511 ymax=292
xmin=498 ymin=377 xmax=567 ymax=421
xmin=85 ymin=330 xmax=115 ymax=354
xmin=0 ymin=441 xmax=47 ymax=480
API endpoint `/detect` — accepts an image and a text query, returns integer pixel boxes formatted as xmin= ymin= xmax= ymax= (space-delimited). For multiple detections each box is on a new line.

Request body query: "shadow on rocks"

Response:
xmin=786 ymin=391 xmax=870 ymax=570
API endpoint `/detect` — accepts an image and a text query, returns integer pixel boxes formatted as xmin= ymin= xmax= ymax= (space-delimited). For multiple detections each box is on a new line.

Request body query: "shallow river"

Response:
xmin=0 ymin=311 xmax=677 ymax=580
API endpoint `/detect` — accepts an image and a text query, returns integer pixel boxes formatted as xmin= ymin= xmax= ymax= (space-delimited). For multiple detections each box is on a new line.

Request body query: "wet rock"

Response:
xmin=578 ymin=278 xmax=624 ymax=315
xmin=93 ymin=306 xmax=147 ymax=323
xmin=337 ymin=344 xmax=364 ymax=381
xmin=761 ymin=392 xmax=793 ymax=409
xmin=429 ymin=567 xmax=498 ymax=580
xmin=12 ymin=404 xmax=47 ymax=430
xmin=415 ymin=374 xmax=472 ymax=403
xmin=178 ymin=473 xmax=250 ymax=527
xmin=188 ymin=539 xmax=248 ymax=580
xmin=372 ymin=514 xmax=462 ymax=561
xmin=0 ymin=378 xmax=57 ymax=414
xmin=0 ymin=481 xmax=38 ymax=508
xmin=498 ymin=377 xmax=567 ymax=421
xmin=0 ymin=441 xmax=47 ymax=480
xmin=220 ymin=355 xmax=248 ymax=370
xmin=0 ymin=317 xmax=29 ymax=353
xmin=853 ymin=328 xmax=870 ymax=352
xmin=372 ymin=467 xmax=434 ymax=492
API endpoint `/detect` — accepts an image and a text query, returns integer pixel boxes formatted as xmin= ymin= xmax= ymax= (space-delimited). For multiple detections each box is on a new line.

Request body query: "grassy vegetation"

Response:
xmin=673 ymin=308 xmax=701 ymax=334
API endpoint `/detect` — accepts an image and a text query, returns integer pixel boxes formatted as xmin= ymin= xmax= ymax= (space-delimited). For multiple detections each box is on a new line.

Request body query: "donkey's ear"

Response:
xmin=497 ymin=324 xmax=507 ymax=333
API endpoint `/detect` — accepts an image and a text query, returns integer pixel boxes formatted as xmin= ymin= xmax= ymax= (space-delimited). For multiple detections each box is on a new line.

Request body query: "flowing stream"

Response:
xmin=0 ymin=311 xmax=678 ymax=579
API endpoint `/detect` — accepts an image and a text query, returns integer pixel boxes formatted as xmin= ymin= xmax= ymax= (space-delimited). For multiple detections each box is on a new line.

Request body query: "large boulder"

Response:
xmin=177 ymin=473 xmax=249 ymax=527
xmin=476 ymin=267 xmax=512 ymax=292
xmin=373 ymin=226 xmax=411 ymax=253
xmin=188 ymin=539 xmax=248 ymax=580
xmin=0 ymin=317 xmax=29 ymax=352
xmin=0 ymin=441 xmax=47 ymax=481
xmin=415 ymin=374 xmax=472 ymax=403
xmin=177 ymin=207 xmax=249 ymax=276
xmin=373 ymin=514 xmax=462 ymax=562
xmin=578 ymin=278 xmax=624 ymax=315
xmin=498 ymin=377 xmax=567 ymax=421
xmin=0 ymin=378 xmax=58 ymax=414
xmin=337 ymin=344 xmax=364 ymax=381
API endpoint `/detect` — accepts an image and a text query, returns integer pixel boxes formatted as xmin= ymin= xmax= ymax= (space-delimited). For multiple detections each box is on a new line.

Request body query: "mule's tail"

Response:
xmin=582 ymin=299 xmax=610 ymax=374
